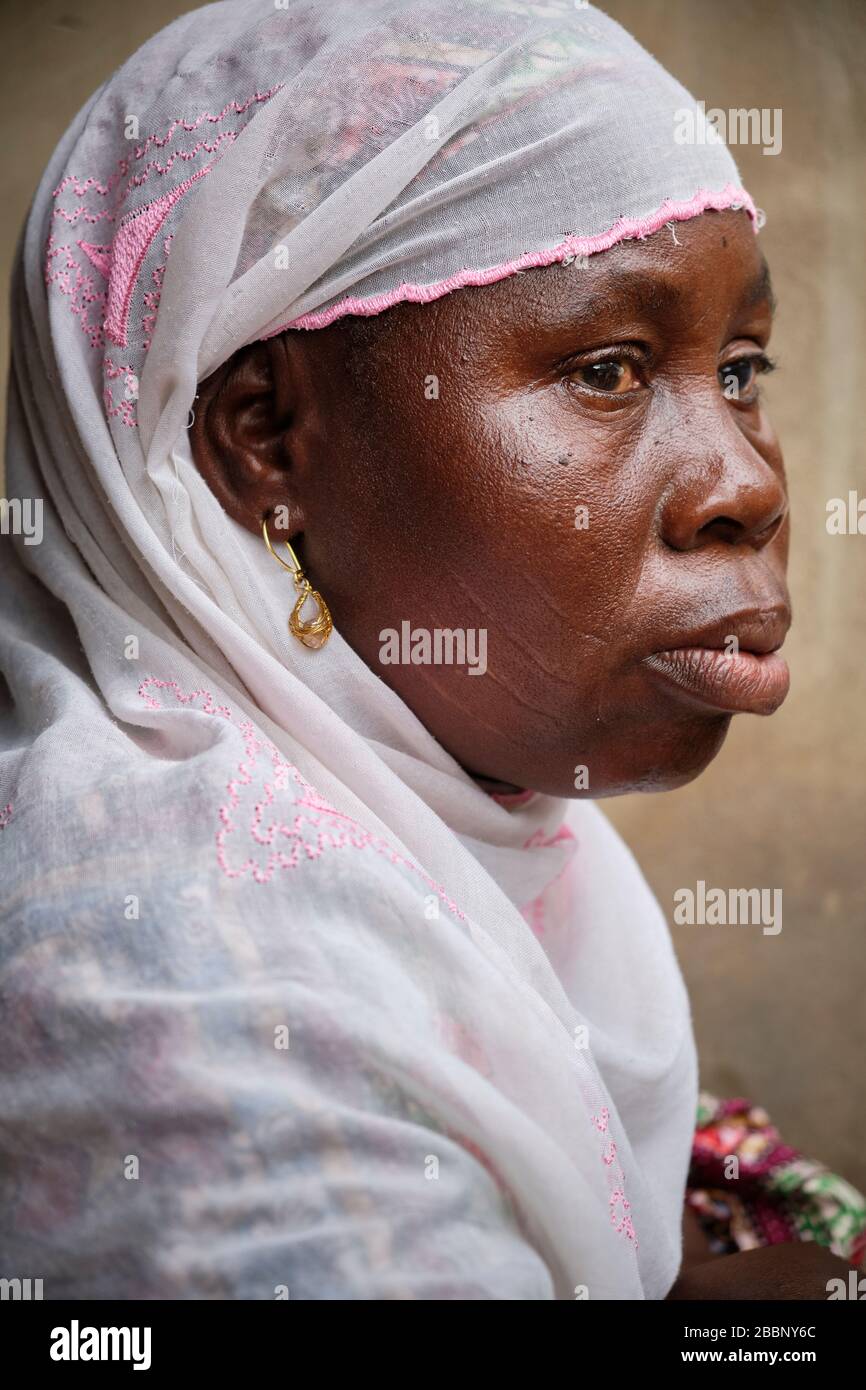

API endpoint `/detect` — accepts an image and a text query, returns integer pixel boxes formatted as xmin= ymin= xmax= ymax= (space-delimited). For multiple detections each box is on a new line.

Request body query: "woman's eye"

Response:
xmin=573 ymin=360 xmax=641 ymax=393
xmin=718 ymin=354 xmax=775 ymax=401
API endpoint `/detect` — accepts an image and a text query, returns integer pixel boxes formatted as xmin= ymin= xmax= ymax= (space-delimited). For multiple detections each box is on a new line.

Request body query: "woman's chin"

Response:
xmin=584 ymin=714 xmax=734 ymax=799
xmin=487 ymin=711 xmax=735 ymax=800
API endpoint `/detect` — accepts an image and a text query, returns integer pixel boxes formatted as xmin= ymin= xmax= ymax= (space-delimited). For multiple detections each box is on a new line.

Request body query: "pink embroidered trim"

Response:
xmin=0 ymin=802 xmax=12 ymax=830
xmin=116 ymin=132 xmax=237 ymax=200
xmin=52 ymin=174 xmax=113 ymax=200
xmin=51 ymin=89 xmax=283 ymax=202
xmin=137 ymin=678 xmax=465 ymax=920
xmin=591 ymin=1106 xmax=638 ymax=1246
xmin=138 ymin=680 xmax=232 ymax=717
xmin=127 ymin=91 xmax=282 ymax=155
xmin=52 ymin=204 xmax=116 ymax=227
xmin=270 ymin=184 xmax=759 ymax=334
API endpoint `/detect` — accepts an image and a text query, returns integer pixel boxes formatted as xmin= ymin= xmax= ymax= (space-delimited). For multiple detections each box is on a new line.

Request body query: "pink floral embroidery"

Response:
xmin=44 ymin=234 xmax=108 ymax=350
xmin=138 ymin=680 xmax=232 ymax=718
xmin=52 ymin=203 xmax=115 ymax=227
xmin=609 ymin=1187 xmax=637 ymax=1243
xmin=46 ymin=88 xmax=282 ymax=352
xmin=122 ymin=90 xmax=282 ymax=159
xmin=50 ymin=90 xmax=282 ymax=202
xmin=592 ymin=1107 xmax=637 ymax=1244
xmin=0 ymin=802 xmax=12 ymax=830
xmin=142 ymin=236 xmax=173 ymax=349
xmin=137 ymin=678 xmax=465 ymax=921
xmin=116 ymin=132 xmax=237 ymax=200
xmin=51 ymin=174 xmax=113 ymax=200
xmin=103 ymin=359 xmax=139 ymax=428
xmin=103 ymin=164 xmax=212 ymax=348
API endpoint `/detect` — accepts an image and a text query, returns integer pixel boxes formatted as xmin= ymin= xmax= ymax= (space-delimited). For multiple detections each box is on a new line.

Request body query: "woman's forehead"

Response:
xmin=375 ymin=210 xmax=773 ymax=347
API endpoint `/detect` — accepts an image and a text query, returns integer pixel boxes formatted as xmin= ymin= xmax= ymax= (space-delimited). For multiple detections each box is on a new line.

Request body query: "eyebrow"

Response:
xmin=590 ymin=257 xmax=776 ymax=319
xmin=745 ymin=257 xmax=777 ymax=315
xmin=539 ymin=252 xmax=783 ymax=333
xmin=595 ymin=269 xmax=687 ymax=317
xmin=512 ymin=246 xmax=778 ymax=340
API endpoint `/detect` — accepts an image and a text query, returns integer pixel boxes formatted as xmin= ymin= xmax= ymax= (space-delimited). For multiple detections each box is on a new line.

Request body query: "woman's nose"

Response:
xmin=659 ymin=435 xmax=788 ymax=553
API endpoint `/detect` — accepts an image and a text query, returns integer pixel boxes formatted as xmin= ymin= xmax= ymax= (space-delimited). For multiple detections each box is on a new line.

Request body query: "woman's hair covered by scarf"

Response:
xmin=0 ymin=0 xmax=752 ymax=1298
xmin=39 ymin=0 xmax=755 ymax=450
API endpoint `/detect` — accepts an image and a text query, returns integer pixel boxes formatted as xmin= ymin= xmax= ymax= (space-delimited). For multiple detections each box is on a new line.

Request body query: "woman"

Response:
xmin=0 ymin=0 xmax=861 ymax=1299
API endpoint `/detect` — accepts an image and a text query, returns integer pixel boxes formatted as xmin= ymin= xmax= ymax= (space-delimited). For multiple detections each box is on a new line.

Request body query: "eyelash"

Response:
xmin=564 ymin=349 xmax=777 ymax=403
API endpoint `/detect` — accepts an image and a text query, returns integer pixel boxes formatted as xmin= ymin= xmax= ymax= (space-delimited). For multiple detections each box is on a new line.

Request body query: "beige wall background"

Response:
xmin=2 ymin=1 xmax=864 ymax=1186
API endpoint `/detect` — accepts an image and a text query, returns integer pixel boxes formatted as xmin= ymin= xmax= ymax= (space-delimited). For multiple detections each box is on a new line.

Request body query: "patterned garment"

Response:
xmin=686 ymin=1093 xmax=866 ymax=1270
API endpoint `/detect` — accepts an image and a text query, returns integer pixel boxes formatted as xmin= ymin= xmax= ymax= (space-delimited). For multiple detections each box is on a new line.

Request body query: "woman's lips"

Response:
xmin=644 ymin=645 xmax=790 ymax=715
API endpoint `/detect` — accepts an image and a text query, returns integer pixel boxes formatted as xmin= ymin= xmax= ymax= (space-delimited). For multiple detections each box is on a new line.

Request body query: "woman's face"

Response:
xmin=193 ymin=207 xmax=790 ymax=798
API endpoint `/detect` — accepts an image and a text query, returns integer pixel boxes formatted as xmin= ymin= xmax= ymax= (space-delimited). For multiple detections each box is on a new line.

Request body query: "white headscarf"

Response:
xmin=1 ymin=0 xmax=756 ymax=1298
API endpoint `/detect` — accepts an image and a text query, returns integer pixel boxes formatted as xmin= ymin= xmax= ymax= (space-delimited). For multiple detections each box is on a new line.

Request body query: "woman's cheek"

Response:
xmin=536 ymin=460 xmax=657 ymax=637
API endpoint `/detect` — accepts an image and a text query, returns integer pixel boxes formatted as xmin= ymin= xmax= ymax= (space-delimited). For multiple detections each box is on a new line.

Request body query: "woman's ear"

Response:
xmin=188 ymin=337 xmax=306 ymax=538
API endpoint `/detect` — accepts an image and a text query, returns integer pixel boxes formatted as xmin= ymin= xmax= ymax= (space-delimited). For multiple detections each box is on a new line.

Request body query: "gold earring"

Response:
xmin=262 ymin=517 xmax=333 ymax=650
